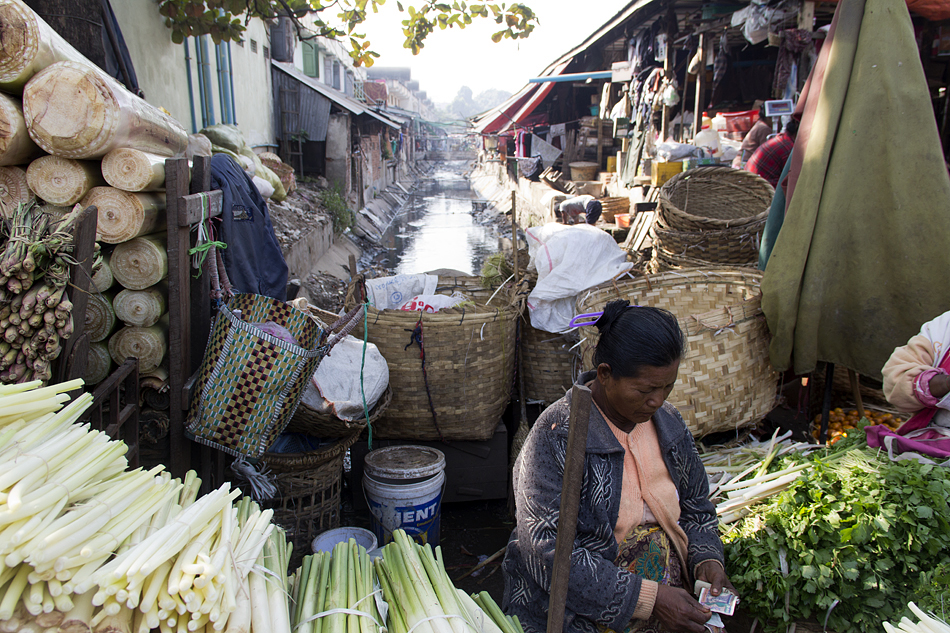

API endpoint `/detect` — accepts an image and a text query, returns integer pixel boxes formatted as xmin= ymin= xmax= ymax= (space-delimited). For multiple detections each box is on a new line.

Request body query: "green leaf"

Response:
xmin=917 ymin=505 xmax=934 ymax=519
xmin=802 ymin=565 xmax=818 ymax=579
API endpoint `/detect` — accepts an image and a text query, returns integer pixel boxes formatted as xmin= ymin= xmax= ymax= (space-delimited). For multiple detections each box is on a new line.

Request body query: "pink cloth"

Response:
xmin=866 ymin=349 xmax=950 ymax=459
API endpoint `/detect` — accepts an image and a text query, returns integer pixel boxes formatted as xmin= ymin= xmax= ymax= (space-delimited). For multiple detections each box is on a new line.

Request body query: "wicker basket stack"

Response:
xmin=599 ymin=196 xmax=631 ymax=223
xmin=260 ymin=151 xmax=297 ymax=195
xmin=260 ymin=432 xmax=359 ymax=562
xmin=347 ymin=274 xmax=522 ymax=442
xmin=521 ymin=319 xmax=580 ymax=407
xmin=577 ymin=268 xmax=779 ymax=438
xmin=650 ymin=167 xmax=773 ymax=272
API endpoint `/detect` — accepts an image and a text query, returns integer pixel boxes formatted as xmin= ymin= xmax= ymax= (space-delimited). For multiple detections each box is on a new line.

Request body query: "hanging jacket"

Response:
xmin=211 ymin=153 xmax=288 ymax=301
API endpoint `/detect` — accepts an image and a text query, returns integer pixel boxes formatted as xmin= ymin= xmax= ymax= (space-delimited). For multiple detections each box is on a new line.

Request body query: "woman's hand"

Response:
xmin=930 ymin=373 xmax=950 ymax=400
xmin=653 ymin=584 xmax=710 ymax=633
xmin=695 ymin=560 xmax=738 ymax=597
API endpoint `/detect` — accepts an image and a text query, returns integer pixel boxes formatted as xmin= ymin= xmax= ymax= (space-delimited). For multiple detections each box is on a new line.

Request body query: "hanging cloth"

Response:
xmin=772 ymin=29 xmax=813 ymax=98
xmin=761 ymin=0 xmax=950 ymax=378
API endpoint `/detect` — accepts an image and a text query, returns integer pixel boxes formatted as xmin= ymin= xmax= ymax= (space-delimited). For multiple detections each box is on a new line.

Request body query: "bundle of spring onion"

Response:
xmin=0 ymin=201 xmax=99 ymax=383
xmin=0 ymin=379 xmax=279 ymax=633
xmin=292 ymin=539 xmax=382 ymax=633
xmin=374 ymin=530 xmax=523 ymax=633
xmin=701 ymin=430 xmax=823 ymax=525
xmin=884 ymin=604 xmax=950 ymax=633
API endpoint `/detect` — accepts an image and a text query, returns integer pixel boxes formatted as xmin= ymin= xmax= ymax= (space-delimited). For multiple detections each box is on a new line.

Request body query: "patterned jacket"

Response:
xmin=501 ymin=373 xmax=724 ymax=633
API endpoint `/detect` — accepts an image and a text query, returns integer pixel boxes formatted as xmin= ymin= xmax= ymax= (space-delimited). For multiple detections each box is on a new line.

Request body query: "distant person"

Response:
xmin=558 ymin=195 xmax=602 ymax=225
xmin=746 ymin=119 xmax=799 ymax=188
xmin=733 ymin=104 xmax=771 ymax=168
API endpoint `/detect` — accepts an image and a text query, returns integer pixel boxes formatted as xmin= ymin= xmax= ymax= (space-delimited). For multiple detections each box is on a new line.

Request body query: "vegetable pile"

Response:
xmin=810 ymin=407 xmax=903 ymax=444
xmin=723 ymin=425 xmax=950 ymax=633
xmin=0 ymin=378 xmax=278 ymax=633
xmin=0 ymin=202 xmax=89 ymax=383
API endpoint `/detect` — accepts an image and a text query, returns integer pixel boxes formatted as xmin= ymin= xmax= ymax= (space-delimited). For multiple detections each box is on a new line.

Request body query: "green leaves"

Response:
xmin=724 ymin=448 xmax=950 ymax=633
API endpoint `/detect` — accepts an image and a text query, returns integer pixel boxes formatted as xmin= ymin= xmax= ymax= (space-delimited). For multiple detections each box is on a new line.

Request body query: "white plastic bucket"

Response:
xmin=362 ymin=445 xmax=446 ymax=547
xmin=312 ymin=526 xmax=377 ymax=554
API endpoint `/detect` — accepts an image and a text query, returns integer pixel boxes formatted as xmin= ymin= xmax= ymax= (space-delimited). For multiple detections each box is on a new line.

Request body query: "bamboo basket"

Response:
xmin=521 ymin=318 xmax=580 ymax=407
xmin=650 ymin=215 xmax=766 ymax=266
xmin=577 ymin=268 xmax=779 ymax=438
xmin=599 ymin=196 xmax=631 ymax=223
xmin=260 ymin=431 xmax=358 ymax=562
xmin=658 ymin=167 xmax=773 ymax=231
xmin=647 ymin=247 xmax=759 ymax=274
xmin=346 ymin=274 xmax=521 ymax=441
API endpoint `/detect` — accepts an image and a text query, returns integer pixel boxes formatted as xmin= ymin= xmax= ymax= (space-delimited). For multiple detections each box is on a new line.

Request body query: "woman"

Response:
xmin=503 ymin=300 xmax=735 ymax=633
xmin=872 ymin=309 xmax=950 ymax=461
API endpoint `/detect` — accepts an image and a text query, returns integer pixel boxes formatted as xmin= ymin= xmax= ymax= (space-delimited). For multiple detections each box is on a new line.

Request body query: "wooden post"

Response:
xmin=166 ymin=158 xmax=191 ymax=479
xmin=847 ymin=369 xmax=865 ymax=418
xmin=511 ymin=190 xmax=519 ymax=283
xmin=55 ymin=205 xmax=98 ymax=393
xmin=798 ymin=0 xmax=816 ymax=30
xmin=693 ymin=33 xmax=708 ymax=138
xmin=546 ymin=384 xmax=592 ymax=633
xmin=660 ymin=33 xmax=674 ymax=141
xmin=818 ymin=364 xmax=835 ymax=444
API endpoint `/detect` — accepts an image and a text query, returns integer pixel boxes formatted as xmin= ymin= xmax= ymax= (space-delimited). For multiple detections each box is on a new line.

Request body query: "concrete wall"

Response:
xmin=326 ymin=113 xmax=350 ymax=191
xmin=110 ymin=1 xmax=192 ymax=131
xmin=112 ymin=2 xmax=274 ymax=147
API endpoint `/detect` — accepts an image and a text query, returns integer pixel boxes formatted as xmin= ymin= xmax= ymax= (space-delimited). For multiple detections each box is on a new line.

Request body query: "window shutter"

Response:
xmin=303 ymin=42 xmax=317 ymax=77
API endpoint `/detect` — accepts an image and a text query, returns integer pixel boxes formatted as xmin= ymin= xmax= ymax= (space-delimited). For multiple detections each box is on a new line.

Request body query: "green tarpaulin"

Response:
xmin=761 ymin=0 xmax=950 ymax=379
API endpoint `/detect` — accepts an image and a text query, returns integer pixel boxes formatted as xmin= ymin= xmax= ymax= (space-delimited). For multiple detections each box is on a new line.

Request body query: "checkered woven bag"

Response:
xmin=185 ymin=293 xmax=331 ymax=461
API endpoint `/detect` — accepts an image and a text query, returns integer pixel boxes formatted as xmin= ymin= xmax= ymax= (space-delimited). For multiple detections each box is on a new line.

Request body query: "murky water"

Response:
xmin=374 ymin=160 xmax=498 ymax=275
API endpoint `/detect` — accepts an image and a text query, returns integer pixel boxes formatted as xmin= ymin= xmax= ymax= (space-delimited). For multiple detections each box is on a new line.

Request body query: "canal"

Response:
xmin=373 ymin=160 xmax=500 ymax=275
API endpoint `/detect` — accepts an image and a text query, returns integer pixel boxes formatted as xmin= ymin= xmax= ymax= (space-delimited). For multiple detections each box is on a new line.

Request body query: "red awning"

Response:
xmin=474 ymin=84 xmax=537 ymax=135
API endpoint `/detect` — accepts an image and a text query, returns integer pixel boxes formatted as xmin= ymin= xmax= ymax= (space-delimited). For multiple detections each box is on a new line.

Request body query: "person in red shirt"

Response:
xmin=746 ymin=119 xmax=799 ymax=188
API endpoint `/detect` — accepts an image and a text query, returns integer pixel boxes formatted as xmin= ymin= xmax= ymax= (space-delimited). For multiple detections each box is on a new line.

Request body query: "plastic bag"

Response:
xmin=252 ymin=175 xmax=274 ymax=199
xmin=302 ymin=336 xmax=389 ymax=421
xmin=525 ymin=224 xmax=633 ymax=333
xmin=656 ymin=141 xmax=704 ymax=162
xmin=400 ymin=291 xmax=468 ymax=313
xmin=365 ymin=274 xmax=437 ymax=310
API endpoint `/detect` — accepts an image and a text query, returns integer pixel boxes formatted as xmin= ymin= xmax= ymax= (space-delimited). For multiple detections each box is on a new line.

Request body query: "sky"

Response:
xmin=357 ymin=0 xmax=626 ymax=104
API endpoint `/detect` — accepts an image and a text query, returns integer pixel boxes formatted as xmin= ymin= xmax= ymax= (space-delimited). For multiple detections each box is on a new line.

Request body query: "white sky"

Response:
xmin=357 ymin=0 xmax=625 ymax=104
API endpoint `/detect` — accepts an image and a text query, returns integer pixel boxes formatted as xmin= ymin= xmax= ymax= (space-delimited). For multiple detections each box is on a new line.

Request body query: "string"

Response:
xmin=188 ymin=193 xmax=227 ymax=277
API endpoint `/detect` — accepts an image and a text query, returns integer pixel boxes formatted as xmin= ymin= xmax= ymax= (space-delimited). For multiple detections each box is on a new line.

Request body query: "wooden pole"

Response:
xmin=660 ymin=33 xmax=674 ymax=142
xmin=847 ymin=369 xmax=865 ymax=418
xmin=546 ymin=384 xmax=592 ymax=633
xmin=511 ymin=190 xmax=519 ymax=283
xmin=693 ymin=33 xmax=708 ymax=138
xmin=818 ymin=364 xmax=835 ymax=444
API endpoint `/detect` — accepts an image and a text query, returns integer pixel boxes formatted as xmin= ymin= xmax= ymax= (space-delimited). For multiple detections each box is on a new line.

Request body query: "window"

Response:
xmin=332 ymin=60 xmax=340 ymax=90
xmin=324 ymin=58 xmax=332 ymax=85
xmin=302 ymin=41 xmax=318 ymax=78
xmin=263 ymin=46 xmax=269 ymax=59
xmin=250 ymin=39 xmax=258 ymax=53
xmin=215 ymin=41 xmax=235 ymax=124
xmin=236 ymin=39 xmax=244 ymax=47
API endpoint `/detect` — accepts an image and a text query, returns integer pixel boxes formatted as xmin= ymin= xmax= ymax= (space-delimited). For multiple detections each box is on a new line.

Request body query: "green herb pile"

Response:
xmin=723 ymin=423 xmax=950 ymax=633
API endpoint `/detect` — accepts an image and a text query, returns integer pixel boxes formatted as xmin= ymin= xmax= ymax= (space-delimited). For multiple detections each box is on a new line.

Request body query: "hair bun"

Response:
xmin=595 ymin=299 xmax=630 ymax=335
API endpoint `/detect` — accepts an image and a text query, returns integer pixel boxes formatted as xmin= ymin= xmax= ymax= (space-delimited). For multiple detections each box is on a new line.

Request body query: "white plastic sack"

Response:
xmin=525 ymin=223 xmax=633 ymax=333
xmin=656 ymin=141 xmax=703 ymax=163
xmin=302 ymin=336 xmax=389 ymax=421
xmin=365 ymin=274 xmax=437 ymax=310
xmin=252 ymin=175 xmax=274 ymax=199
xmin=400 ymin=291 xmax=468 ymax=313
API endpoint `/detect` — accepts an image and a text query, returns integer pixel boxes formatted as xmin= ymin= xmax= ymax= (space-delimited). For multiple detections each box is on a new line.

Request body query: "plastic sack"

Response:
xmin=365 ymin=274 xmax=437 ymax=310
xmin=656 ymin=141 xmax=704 ymax=162
xmin=200 ymin=124 xmax=246 ymax=154
xmin=302 ymin=335 xmax=389 ymax=421
xmin=252 ymin=175 xmax=274 ymax=199
xmin=400 ymin=291 xmax=468 ymax=313
xmin=525 ymin=224 xmax=633 ymax=333
xmin=186 ymin=133 xmax=212 ymax=159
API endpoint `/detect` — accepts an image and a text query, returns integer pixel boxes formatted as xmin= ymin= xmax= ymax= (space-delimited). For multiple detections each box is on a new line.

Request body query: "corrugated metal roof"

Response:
xmin=272 ymin=65 xmax=331 ymax=142
xmin=271 ymin=61 xmax=401 ymax=129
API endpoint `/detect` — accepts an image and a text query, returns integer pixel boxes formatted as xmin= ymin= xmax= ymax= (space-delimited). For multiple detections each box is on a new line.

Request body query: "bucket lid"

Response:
xmin=364 ymin=445 xmax=446 ymax=480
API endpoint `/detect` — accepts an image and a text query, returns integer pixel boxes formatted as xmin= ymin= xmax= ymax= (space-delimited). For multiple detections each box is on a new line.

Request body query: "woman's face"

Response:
xmin=596 ymin=361 xmax=680 ymax=430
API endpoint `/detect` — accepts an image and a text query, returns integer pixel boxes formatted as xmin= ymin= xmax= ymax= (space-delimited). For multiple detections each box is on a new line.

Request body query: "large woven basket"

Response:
xmin=347 ymin=275 xmax=521 ymax=441
xmin=260 ymin=431 xmax=359 ymax=560
xmin=658 ymin=167 xmax=773 ymax=231
xmin=521 ymin=318 xmax=580 ymax=406
xmin=577 ymin=268 xmax=779 ymax=438
xmin=650 ymin=215 xmax=765 ymax=266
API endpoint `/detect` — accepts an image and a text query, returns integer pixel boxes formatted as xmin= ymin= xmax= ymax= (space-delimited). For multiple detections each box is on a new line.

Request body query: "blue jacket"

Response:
xmin=502 ymin=371 xmax=724 ymax=633
xmin=211 ymin=154 xmax=288 ymax=301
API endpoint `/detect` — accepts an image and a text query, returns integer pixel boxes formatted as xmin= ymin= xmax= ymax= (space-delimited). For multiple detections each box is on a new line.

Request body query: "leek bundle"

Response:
xmin=884 ymin=603 xmax=950 ymax=633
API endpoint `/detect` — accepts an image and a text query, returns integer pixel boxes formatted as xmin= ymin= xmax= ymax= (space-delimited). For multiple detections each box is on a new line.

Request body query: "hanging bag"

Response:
xmin=185 ymin=293 xmax=360 ymax=460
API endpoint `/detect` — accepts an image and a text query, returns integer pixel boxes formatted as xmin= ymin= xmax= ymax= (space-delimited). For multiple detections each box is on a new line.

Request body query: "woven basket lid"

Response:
xmin=364 ymin=445 xmax=445 ymax=480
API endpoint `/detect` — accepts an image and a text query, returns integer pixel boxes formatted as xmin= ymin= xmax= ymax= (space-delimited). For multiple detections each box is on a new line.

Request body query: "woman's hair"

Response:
xmin=593 ymin=300 xmax=686 ymax=378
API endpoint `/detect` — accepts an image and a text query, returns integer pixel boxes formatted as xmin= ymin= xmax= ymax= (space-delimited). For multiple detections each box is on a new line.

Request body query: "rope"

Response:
xmin=360 ymin=302 xmax=372 ymax=451
xmin=404 ymin=314 xmax=444 ymax=442
xmin=188 ymin=193 xmax=227 ymax=278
